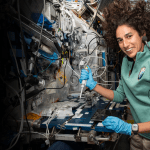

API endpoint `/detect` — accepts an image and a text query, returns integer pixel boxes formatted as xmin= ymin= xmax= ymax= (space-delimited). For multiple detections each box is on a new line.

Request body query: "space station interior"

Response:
xmin=0 ymin=0 xmax=133 ymax=149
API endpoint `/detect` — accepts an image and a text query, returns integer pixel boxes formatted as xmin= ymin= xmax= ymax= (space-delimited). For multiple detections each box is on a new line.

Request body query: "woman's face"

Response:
xmin=116 ymin=24 xmax=145 ymax=61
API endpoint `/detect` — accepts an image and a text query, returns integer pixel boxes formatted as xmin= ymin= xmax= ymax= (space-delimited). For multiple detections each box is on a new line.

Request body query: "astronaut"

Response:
xmin=79 ymin=0 xmax=150 ymax=149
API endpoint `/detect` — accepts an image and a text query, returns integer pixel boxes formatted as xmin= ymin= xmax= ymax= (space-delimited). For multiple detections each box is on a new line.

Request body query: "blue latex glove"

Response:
xmin=102 ymin=116 xmax=132 ymax=135
xmin=79 ymin=65 xmax=97 ymax=90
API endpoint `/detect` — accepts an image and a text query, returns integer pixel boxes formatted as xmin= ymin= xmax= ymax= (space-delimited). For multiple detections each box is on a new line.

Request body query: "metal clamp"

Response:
xmin=49 ymin=126 xmax=56 ymax=140
xmin=87 ymin=130 xmax=97 ymax=144
xmin=74 ymin=127 xmax=81 ymax=142
xmin=89 ymin=134 xmax=99 ymax=145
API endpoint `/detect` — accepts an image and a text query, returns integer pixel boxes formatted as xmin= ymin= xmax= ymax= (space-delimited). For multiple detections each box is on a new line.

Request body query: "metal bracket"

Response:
xmin=74 ymin=127 xmax=81 ymax=142
xmin=49 ymin=126 xmax=56 ymax=140
xmin=89 ymin=134 xmax=99 ymax=145
xmin=87 ymin=130 xmax=97 ymax=144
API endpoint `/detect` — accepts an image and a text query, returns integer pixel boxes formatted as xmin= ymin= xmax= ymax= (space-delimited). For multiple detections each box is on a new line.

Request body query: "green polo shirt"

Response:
xmin=113 ymin=43 xmax=150 ymax=139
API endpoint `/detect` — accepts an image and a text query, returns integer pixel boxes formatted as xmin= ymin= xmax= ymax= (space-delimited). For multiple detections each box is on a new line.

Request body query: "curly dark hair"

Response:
xmin=102 ymin=0 xmax=150 ymax=50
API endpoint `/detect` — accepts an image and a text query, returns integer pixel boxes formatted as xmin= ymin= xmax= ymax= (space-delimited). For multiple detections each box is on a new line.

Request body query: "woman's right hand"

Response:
xmin=79 ymin=66 xmax=97 ymax=90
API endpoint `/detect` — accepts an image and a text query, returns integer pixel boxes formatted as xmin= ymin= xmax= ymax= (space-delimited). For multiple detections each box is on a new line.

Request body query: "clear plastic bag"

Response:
xmin=55 ymin=59 xmax=72 ymax=101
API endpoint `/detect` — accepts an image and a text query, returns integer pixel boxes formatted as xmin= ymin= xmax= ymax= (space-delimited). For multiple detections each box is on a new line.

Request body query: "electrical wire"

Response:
xmin=109 ymin=85 xmax=113 ymax=90
xmin=45 ymin=100 xmax=72 ymax=143
xmin=67 ymin=64 xmax=80 ymax=77
xmin=89 ymin=44 xmax=100 ymax=55
xmin=40 ymin=62 xmax=52 ymax=73
xmin=0 ymin=76 xmax=20 ymax=127
xmin=0 ymin=76 xmax=20 ymax=98
xmin=86 ymin=32 xmax=99 ymax=41
xmin=69 ymin=64 xmax=80 ymax=87
xmin=24 ymin=91 xmax=31 ymax=147
xmin=97 ymin=83 xmax=112 ymax=86
xmin=39 ymin=56 xmax=61 ymax=73
xmin=7 ymin=30 xmax=24 ymax=150
xmin=46 ymin=110 xmax=57 ymax=141
xmin=2 ymin=103 xmax=19 ymax=129
xmin=79 ymin=55 xmax=119 ymax=87
xmin=38 ymin=55 xmax=61 ymax=73
xmin=7 ymin=90 xmax=24 ymax=150
xmin=79 ymin=56 xmax=107 ymax=78
xmin=2 ymin=35 xmax=23 ymax=131
xmin=45 ymin=105 xmax=74 ymax=141
xmin=34 ymin=0 xmax=45 ymax=63
xmin=21 ymin=131 xmax=47 ymax=138
xmin=17 ymin=0 xmax=27 ymax=71
xmin=7 ymin=115 xmax=19 ymax=132
xmin=99 ymin=76 xmax=120 ymax=83
xmin=113 ymin=134 xmax=122 ymax=150
xmin=99 ymin=83 xmax=113 ymax=90
xmin=7 ymin=33 xmax=20 ymax=76
xmin=40 ymin=55 xmax=62 ymax=60
xmin=88 ymin=41 xmax=99 ymax=49
xmin=6 ymin=2 xmax=62 ymax=147
xmin=87 ymin=36 xmax=101 ymax=55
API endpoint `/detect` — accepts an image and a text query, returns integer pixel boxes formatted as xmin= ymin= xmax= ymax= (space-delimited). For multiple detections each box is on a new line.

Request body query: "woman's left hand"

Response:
xmin=102 ymin=116 xmax=132 ymax=135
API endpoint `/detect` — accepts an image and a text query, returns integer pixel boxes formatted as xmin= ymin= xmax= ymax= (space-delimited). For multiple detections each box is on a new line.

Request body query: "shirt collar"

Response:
xmin=127 ymin=42 xmax=150 ymax=63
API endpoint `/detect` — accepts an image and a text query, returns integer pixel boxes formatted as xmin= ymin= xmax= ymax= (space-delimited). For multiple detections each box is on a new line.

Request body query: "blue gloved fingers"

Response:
xmin=102 ymin=116 xmax=114 ymax=123
xmin=81 ymin=69 xmax=89 ymax=74
xmin=102 ymin=121 xmax=112 ymax=126
xmin=80 ymin=65 xmax=97 ymax=90
xmin=81 ymin=71 xmax=89 ymax=76
xmin=89 ymin=71 xmax=93 ymax=80
xmin=103 ymin=116 xmax=119 ymax=123
xmin=87 ymin=65 xmax=92 ymax=73
xmin=103 ymin=125 xmax=113 ymax=130
xmin=103 ymin=116 xmax=119 ymax=130
xmin=79 ymin=69 xmax=89 ymax=84
xmin=87 ymin=80 xmax=97 ymax=90
xmin=79 ymin=79 xmax=82 ymax=84
xmin=79 ymin=74 xmax=89 ymax=83
xmin=102 ymin=116 xmax=132 ymax=135
xmin=80 ymin=74 xmax=89 ymax=79
xmin=102 ymin=120 xmax=115 ymax=130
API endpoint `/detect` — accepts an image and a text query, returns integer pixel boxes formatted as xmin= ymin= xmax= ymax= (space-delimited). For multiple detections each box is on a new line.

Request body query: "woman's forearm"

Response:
xmin=93 ymin=84 xmax=114 ymax=101
xmin=138 ymin=121 xmax=150 ymax=133
xmin=93 ymin=85 xmax=150 ymax=134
